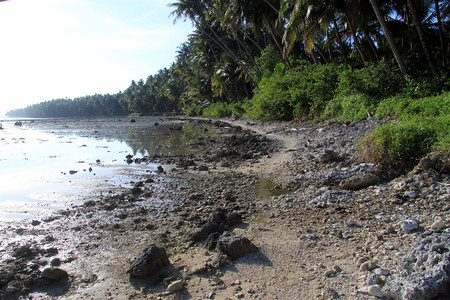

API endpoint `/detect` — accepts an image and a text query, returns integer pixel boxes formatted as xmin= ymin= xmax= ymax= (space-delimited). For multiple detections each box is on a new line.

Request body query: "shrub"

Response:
xmin=358 ymin=116 xmax=449 ymax=170
xmin=323 ymin=94 xmax=375 ymax=121
xmin=325 ymin=61 xmax=405 ymax=120
xmin=336 ymin=60 xmax=404 ymax=100
xmin=375 ymin=92 xmax=450 ymax=119
xmin=245 ymin=62 xmax=341 ymax=120
xmin=202 ymin=102 xmax=232 ymax=118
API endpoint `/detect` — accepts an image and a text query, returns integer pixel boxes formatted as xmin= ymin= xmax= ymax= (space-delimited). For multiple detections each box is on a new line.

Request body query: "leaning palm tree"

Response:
xmin=368 ymin=0 xmax=409 ymax=76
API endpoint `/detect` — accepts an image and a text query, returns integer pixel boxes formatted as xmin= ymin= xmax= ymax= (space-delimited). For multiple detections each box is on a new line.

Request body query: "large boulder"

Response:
xmin=216 ymin=231 xmax=258 ymax=259
xmin=383 ymin=230 xmax=450 ymax=299
xmin=127 ymin=245 xmax=170 ymax=277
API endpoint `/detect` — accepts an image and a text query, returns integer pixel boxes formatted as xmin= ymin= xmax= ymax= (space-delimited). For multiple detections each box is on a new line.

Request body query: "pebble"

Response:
xmin=356 ymin=256 xmax=369 ymax=267
xmin=367 ymin=285 xmax=384 ymax=297
xmin=167 ymin=280 xmax=184 ymax=294
xmin=359 ymin=261 xmax=378 ymax=271
xmin=399 ymin=219 xmax=419 ymax=233
xmin=430 ymin=218 xmax=447 ymax=230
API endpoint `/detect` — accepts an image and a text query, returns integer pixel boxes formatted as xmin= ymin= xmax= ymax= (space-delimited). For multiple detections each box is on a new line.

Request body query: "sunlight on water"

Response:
xmin=0 ymin=117 xmax=185 ymax=221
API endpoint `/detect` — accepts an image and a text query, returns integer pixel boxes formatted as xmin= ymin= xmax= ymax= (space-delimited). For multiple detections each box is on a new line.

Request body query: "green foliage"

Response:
xmin=323 ymin=61 xmax=405 ymax=121
xmin=358 ymin=118 xmax=445 ymax=169
xmin=245 ymin=62 xmax=341 ymax=120
xmin=202 ymin=102 xmax=232 ymax=118
xmin=251 ymin=45 xmax=283 ymax=83
xmin=323 ymin=94 xmax=375 ymax=120
xmin=375 ymin=92 xmax=450 ymax=119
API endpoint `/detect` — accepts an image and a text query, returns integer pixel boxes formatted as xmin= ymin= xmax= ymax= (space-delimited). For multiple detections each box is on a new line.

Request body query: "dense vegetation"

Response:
xmin=7 ymin=0 xmax=449 ymax=169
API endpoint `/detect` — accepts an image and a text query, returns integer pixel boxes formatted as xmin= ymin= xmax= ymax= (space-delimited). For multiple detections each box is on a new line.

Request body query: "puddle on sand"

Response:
xmin=255 ymin=178 xmax=286 ymax=200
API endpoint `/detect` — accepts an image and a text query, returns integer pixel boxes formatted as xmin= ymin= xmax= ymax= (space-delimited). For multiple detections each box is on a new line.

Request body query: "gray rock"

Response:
xmin=319 ymin=149 xmax=340 ymax=163
xmin=127 ymin=245 xmax=170 ymax=277
xmin=383 ymin=231 xmax=450 ymax=299
xmin=399 ymin=219 xmax=419 ymax=233
xmin=217 ymin=231 xmax=258 ymax=259
xmin=41 ymin=267 xmax=68 ymax=281
xmin=339 ymin=173 xmax=380 ymax=190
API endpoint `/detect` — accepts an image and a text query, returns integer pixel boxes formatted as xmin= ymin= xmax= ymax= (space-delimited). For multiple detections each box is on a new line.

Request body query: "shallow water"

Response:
xmin=0 ymin=117 xmax=211 ymax=221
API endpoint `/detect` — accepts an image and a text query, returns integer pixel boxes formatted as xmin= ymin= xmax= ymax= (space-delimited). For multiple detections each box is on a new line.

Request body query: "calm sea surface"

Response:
xmin=0 ymin=117 xmax=200 ymax=221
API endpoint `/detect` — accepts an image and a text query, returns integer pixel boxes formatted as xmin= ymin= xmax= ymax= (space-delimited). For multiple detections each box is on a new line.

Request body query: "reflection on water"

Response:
xmin=0 ymin=117 xmax=215 ymax=221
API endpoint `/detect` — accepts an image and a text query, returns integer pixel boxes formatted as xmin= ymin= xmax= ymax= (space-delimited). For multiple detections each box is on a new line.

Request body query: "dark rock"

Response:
xmin=31 ymin=220 xmax=41 ymax=226
xmin=4 ymin=280 xmax=22 ymax=295
xmin=130 ymin=119 xmax=136 ymax=123
xmin=198 ymin=165 xmax=209 ymax=171
xmin=157 ymin=165 xmax=164 ymax=173
xmin=205 ymin=232 xmax=220 ymax=250
xmin=216 ymin=231 xmax=258 ymax=259
xmin=189 ymin=209 xmax=243 ymax=243
xmin=131 ymin=186 xmax=142 ymax=195
xmin=383 ymin=231 xmax=450 ymax=299
xmin=41 ymin=267 xmax=68 ymax=281
xmin=127 ymin=245 xmax=170 ymax=277
xmin=319 ymin=150 xmax=340 ymax=163
xmin=50 ymin=258 xmax=62 ymax=267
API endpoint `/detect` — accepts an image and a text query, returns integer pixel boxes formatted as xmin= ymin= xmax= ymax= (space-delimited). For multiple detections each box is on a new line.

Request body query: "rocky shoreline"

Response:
xmin=1 ymin=117 xmax=449 ymax=299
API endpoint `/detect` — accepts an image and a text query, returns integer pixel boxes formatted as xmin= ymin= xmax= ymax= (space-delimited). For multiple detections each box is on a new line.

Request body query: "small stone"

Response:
xmin=430 ymin=219 xmax=446 ymax=230
xmin=367 ymin=285 xmax=384 ymax=297
xmin=31 ymin=220 xmax=41 ymax=226
xmin=356 ymin=256 xmax=369 ymax=267
xmin=399 ymin=219 xmax=419 ymax=233
xmin=41 ymin=267 xmax=68 ymax=281
xmin=157 ymin=166 xmax=164 ymax=173
xmin=198 ymin=165 xmax=209 ymax=171
xmin=50 ymin=258 xmax=62 ymax=267
xmin=360 ymin=261 xmax=378 ymax=271
xmin=404 ymin=191 xmax=417 ymax=199
xmin=167 ymin=280 xmax=184 ymax=294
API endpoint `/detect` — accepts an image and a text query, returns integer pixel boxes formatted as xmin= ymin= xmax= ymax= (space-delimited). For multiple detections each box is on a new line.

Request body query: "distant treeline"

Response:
xmin=7 ymin=0 xmax=449 ymax=119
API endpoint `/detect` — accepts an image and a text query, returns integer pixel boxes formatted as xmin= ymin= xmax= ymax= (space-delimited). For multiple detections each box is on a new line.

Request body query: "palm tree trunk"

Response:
xmin=332 ymin=16 xmax=349 ymax=68
xmin=201 ymin=21 xmax=257 ymax=86
xmin=344 ymin=13 xmax=368 ymax=64
xmin=434 ymin=0 xmax=447 ymax=68
xmin=363 ymin=29 xmax=381 ymax=61
xmin=368 ymin=0 xmax=408 ymax=76
xmin=265 ymin=19 xmax=293 ymax=68
xmin=314 ymin=43 xmax=329 ymax=64
xmin=406 ymin=0 xmax=439 ymax=77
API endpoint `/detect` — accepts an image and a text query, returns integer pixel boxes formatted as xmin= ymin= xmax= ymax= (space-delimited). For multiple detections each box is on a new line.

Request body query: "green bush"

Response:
xmin=358 ymin=116 xmax=449 ymax=170
xmin=336 ymin=60 xmax=404 ymax=100
xmin=323 ymin=94 xmax=375 ymax=121
xmin=245 ymin=62 xmax=341 ymax=120
xmin=202 ymin=102 xmax=232 ymax=118
xmin=325 ymin=61 xmax=405 ymax=120
xmin=375 ymin=92 xmax=450 ymax=119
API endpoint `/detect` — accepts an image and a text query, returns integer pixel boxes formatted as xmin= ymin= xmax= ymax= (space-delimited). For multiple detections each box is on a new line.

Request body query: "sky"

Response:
xmin=0 ymin=0 xmax=194 ymax=116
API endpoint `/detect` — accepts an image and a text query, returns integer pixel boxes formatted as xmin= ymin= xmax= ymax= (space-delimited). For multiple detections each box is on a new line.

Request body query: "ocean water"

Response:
xmin=0 ymin=117 xmax=202 ymax=221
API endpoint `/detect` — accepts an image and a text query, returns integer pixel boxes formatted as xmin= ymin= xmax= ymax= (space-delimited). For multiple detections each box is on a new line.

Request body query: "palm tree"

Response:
xmin=368 ymin=0 xmax=409 ymax=76
xmin=406 ymin=0 xmax=439 ymax=77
